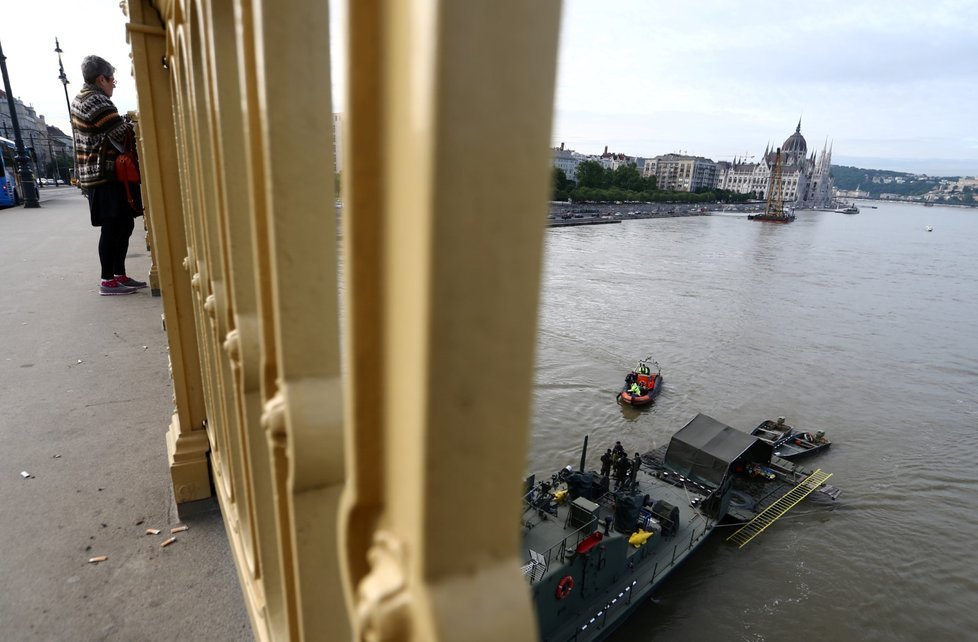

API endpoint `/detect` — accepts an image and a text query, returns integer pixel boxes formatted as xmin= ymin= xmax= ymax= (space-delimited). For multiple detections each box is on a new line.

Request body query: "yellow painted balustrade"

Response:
xmin=124 ymin=0 xmax=561 ymax=639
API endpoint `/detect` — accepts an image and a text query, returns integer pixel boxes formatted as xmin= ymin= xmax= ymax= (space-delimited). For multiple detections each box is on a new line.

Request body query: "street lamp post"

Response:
xmin=27 ymin=130 xmax=42 ymax=181
xmin=48 ymin=139 xmax=60 ymax=186
xmin=55 ymin=38 xmax=75 ymax=181
xmin=0 ymin=38 xmax=40 ymax=207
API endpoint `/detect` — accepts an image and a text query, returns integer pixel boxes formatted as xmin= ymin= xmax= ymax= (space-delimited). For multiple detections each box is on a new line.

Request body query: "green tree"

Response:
xmin=552 ymin=167 xmax=572 ymax=201
xmin=575 ymin=160 xmax=610 ymax=189
xmin=610 ymin=163 xmax=643 ymax=191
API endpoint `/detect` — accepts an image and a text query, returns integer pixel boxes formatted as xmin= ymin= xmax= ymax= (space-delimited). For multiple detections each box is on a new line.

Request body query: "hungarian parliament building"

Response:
xmin=552 ymin=121 xmax=835 ymax=208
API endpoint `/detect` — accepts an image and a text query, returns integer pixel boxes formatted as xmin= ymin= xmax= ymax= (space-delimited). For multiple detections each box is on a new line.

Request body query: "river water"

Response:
xmin=527 ymin=202 xmax=978 ymax=641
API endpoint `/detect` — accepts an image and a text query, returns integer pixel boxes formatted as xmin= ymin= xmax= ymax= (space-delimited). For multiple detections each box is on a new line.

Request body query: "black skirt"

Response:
xmin=87 ymin=181 xmax=143 ymax=227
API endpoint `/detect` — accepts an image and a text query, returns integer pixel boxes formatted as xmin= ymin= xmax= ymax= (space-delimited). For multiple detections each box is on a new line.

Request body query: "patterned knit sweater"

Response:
xmin=70 ymin=83 xmax=131 ymax=188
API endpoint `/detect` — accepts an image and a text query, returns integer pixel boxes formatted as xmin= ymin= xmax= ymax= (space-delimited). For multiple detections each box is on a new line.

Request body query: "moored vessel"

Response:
xmin=773 ymin=429 xmax=832 ymax=459
xmin=751 ymin=416 xmax=794 ymax=446
xmin=522 ymin=413 xmax=839 ymax=640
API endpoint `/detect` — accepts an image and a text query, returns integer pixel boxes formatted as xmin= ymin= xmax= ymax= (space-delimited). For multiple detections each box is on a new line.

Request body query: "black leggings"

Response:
xmin=99 ymin=216 xmax=135 ymax=280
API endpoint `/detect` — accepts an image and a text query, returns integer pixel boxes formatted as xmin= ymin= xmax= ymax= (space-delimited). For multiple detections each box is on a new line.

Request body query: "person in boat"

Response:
xmin=614 ymin=455 xmax=631 ymax=489
xmin=628 ymin=381 xmax=642 ymax=396
xmin=638 ymin=362 xmax=650 ymax=375
xmin=628 ymin=453 xmax=642 ymax=489
xmin=625 ymin=371 xmax=636 ymax=386
xmin=600 ymin=449 xmax=613 ymax=477
xmin=612 ymin=441 xmax=626 ymax=468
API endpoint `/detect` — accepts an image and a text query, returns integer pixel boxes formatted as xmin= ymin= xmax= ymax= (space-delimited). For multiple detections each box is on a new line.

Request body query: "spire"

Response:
xmin=796 ymin=117 xmax=802 ymax=133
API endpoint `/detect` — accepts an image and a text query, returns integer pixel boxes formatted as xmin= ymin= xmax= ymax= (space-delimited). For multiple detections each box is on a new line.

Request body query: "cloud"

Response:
xmin=553 ymin=0 xmax=978 ymax=174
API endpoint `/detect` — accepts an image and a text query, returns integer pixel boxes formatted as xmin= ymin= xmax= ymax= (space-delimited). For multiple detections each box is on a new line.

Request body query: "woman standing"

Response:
xmin=71 ymin=55 xmax=146 ymax=296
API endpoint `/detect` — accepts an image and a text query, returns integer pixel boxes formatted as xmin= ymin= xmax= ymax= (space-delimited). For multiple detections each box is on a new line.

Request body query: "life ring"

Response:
xmin=729 ymin=489 xmax=756 ymax=511
xmin=555 ymin=575 xmax=574 ymax=600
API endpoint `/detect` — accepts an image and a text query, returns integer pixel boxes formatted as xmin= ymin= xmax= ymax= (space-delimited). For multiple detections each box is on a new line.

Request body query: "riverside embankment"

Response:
xmin=548 ymin=201 xmax=760 ymax=226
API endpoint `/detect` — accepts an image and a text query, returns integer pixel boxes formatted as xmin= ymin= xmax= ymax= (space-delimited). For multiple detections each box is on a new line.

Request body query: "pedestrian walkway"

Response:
xmin=0 ymin=188 xmax=251 ymax=640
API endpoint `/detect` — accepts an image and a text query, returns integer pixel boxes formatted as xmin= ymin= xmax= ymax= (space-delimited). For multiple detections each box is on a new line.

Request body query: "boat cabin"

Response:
xmin=635 ymin=372 xmax=654 ymax=388
xmin=662 ymin=413 xmax=774 ymax=517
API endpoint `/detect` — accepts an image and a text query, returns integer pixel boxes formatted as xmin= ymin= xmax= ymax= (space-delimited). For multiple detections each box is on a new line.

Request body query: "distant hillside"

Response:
xmin=832 ymin=165 xmax=941 ymax=197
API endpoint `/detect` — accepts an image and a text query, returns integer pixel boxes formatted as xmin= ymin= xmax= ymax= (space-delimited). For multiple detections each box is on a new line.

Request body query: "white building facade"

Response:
xmin=551 ymin=144 xmax=588 ymax=180
xmin=715 ymin=122 xmax=834 ymax=207
xmin=643 ymin=153 xmax=717 ymax=192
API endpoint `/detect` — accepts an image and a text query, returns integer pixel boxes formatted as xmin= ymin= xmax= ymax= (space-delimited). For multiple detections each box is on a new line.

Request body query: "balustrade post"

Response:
xmin=126 ymin=0 xmax=210 ymax=504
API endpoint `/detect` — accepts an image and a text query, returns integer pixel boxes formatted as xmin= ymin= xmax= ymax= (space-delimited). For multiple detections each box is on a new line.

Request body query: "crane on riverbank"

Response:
xmin=748 ymin=148 xmax=795 ymax=223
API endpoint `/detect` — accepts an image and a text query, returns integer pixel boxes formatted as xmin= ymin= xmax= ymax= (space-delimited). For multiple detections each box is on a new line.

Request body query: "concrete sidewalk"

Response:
xmin=0 ymin=188 xmax=251 ymax=640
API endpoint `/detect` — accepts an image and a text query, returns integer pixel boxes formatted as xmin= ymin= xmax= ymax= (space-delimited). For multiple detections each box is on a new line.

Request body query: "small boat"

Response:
xmin=616 ymin=357 xmax=662 ymax=406
xmin=772 ymin=430 xmax=831 ymax=460
xmin=836 ymin=203 xmax=859 ymax=214
xmin=926 ymin=225 xmax=933 ymax=232
xmin=750 ymin=417 xmax=793 ymax=447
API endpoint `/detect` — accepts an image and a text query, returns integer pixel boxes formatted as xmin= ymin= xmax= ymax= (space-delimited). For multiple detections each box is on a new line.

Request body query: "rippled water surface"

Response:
xmin=528 ymin=202 xmax=978 ymax=641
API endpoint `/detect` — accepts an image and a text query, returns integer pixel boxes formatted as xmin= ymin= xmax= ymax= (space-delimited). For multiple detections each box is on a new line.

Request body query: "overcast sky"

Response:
xmin=1 ymin=3 xmax=135 ymax=136
xmin=552 ymin=0 xmax=978 ymax=176
xmin=5 ymin=1 xmax=976 ymax=176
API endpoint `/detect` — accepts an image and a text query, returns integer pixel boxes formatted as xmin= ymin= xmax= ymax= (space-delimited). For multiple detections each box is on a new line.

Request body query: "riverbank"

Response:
xmin=548 ymin=201 xmax=723 ymax=226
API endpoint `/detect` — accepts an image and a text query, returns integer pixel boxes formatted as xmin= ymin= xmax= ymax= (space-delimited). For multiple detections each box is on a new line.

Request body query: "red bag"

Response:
xmin=115 ymin=128 xmax=143 ymax=212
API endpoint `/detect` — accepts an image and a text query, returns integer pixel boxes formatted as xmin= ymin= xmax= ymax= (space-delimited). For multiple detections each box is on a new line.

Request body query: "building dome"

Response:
xmin=782 ymin=120 xmax=807 ymax=155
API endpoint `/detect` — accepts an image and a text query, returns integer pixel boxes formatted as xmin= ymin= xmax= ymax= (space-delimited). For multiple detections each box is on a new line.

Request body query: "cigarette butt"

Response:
xmin=88 ymin=555 xmax=108 ymax=563
xmin=145 ymin=528 xmax=161 ymax=535
xmin=170 ymin=525 xmax=188 ymax=534
xmin=160 ymin=537 xmax=176 ymax=548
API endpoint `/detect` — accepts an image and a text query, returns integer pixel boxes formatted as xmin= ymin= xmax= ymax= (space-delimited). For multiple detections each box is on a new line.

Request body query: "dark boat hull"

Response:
xmin=748 ymin=213 xmax=796 ymax=223
xmin=750 ymin=420 xmax=793 ymax=447
xmin=773 ymin=434 xmax=831 ymax=459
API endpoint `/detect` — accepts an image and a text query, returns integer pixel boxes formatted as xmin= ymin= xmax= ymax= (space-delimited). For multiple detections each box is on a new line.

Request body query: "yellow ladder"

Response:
xmin=726 ymin=469 xmax=833 ymax=548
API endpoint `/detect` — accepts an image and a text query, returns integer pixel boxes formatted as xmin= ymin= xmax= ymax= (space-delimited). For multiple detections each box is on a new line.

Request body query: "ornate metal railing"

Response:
xmin=124 ymin=0 xmax=561 ymax=639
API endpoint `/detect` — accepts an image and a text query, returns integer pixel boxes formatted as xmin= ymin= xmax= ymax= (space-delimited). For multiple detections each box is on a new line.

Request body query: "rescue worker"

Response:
xmin=612 ymin=441 xmax=626 ymax=462
xmin=628 ymin=381 xmax=642 ymax=396
xmin=629 ymin=453 xmax=642 ymax=489
xmin=614 ymin=455 xmax=631 ymax=490
xmin=600 ymin=449 xmax=613 ymax=477
xmin=638 ymin=362 xmax=650 ymax=375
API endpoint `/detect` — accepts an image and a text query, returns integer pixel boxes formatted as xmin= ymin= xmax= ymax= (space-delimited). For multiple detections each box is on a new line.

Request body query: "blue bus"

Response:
xmin=0 ymin=136 xmax=24 ymax=207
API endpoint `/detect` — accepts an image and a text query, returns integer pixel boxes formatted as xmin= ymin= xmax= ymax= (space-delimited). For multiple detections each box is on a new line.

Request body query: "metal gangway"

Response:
xmin=726 ymin=469 xmax=834 ymax=548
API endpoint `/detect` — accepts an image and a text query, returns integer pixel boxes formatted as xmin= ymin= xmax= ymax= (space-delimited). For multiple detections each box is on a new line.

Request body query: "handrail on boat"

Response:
xmin=523 ymin=512 xmax=599 ymax=584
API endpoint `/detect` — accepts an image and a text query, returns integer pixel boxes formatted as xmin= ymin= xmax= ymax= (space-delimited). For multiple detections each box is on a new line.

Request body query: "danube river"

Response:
xmin=527 ymin=201 xmax=978 ymax=642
